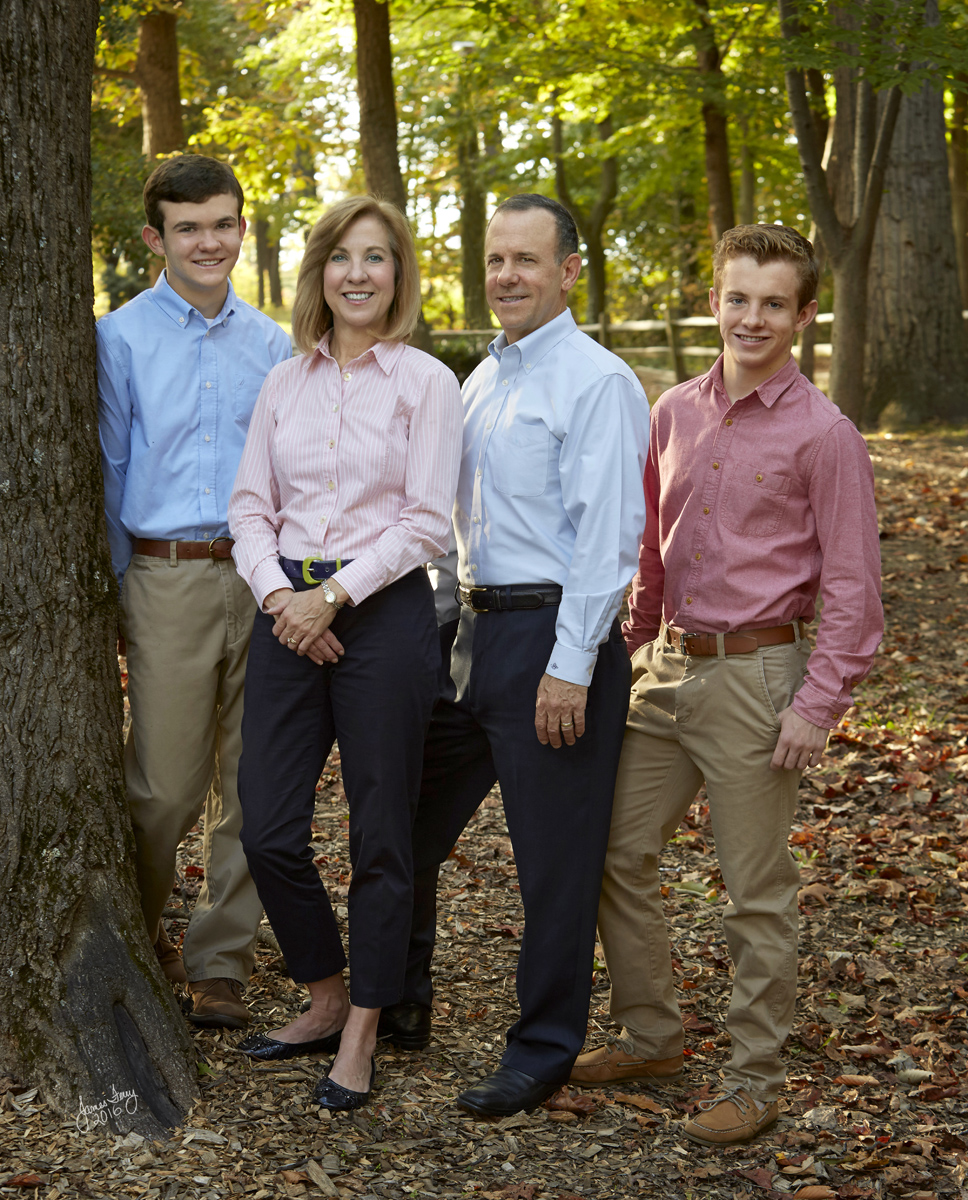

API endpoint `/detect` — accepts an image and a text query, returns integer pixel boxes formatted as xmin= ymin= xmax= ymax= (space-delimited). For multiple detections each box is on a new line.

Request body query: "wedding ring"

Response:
xmin=287 ymin=636 xmax=297 ymax=644
xmin=561 ymin=720 xmax=574 ymax=727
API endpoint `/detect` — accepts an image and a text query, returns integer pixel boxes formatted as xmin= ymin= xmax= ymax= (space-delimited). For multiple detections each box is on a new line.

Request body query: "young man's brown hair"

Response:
xmin=713 ymin=224 xmax=819 ymax=311
xmin=143 ymin=154 xmax=245 ymax=235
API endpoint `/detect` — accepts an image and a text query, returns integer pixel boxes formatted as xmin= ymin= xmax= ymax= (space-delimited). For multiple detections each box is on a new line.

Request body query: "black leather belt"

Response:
xmin=456 ymin=583 xmax=563 ymax=613
xmin=280 ymin=556 xmax=353 ymax=584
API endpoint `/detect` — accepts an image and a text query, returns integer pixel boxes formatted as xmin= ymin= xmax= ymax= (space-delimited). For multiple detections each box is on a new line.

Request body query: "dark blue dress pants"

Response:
xmin=404 ymin=604 xmax=631 ymax=1082
xmin=238 ymin=568 xmax=439 ymax=1008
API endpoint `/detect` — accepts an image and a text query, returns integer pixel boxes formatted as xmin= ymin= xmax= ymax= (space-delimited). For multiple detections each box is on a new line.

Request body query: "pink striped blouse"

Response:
xmin=229 ymin=335 xmax=463 ymax=609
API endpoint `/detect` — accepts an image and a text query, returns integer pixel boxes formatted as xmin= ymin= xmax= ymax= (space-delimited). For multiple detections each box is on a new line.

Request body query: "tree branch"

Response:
xmin=854 ymin=80 xmax=904 ymax=257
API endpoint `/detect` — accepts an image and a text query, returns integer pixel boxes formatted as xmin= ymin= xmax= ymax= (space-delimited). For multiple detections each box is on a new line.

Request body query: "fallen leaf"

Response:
xmin=834 ymin=1075 xmax=879 ymax=1087
xmin=542 ymin=1086 xmax=598 ymax=1115
xmin=612 ymin=1091 xmax=667 ymax=1113
xmin=793 ymin=1189 xmax=836 ymax=1199
xmin=1 ymin=1177 xmax=44 ymax=1189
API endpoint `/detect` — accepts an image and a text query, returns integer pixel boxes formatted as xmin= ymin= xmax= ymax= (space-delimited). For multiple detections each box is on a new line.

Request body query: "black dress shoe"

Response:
xmin=457 ymin=1066 xmax=561 ymax=1117
xmin=377 ymin=1002 xmax=432 ymax=1050
xmin=236 ymin=1030 xmax=342 ymax=1061
xmin=313 ymin=1057 xmax=376 ymax=1111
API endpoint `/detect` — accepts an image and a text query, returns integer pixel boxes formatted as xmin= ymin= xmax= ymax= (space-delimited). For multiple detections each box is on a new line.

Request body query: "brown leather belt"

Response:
xmin=665 ymin=620 xmax=806 ymax=657
xmin=133 ymin=537 xmax=235 ymax=561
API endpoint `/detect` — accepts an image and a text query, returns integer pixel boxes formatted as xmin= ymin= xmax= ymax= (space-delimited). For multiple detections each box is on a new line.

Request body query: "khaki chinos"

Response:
xmin=120 ymin=552 xmax=263 ymax=985
xmin=596 ymin=628 xmax=810 ymax=1101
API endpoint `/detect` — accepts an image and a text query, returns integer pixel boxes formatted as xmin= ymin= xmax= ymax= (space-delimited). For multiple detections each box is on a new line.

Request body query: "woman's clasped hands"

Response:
xmin=264 ymin=586 xmax=347 ymax=665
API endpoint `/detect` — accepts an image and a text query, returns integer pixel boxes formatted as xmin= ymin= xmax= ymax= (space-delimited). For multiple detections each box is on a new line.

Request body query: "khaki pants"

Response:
xmin=120 ymin=553 xmax=263 ymax=984
xmin=597 ymin=631 xmax=809 ymax=1100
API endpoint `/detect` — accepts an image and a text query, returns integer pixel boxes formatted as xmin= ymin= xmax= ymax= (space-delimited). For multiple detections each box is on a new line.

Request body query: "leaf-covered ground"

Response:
xmin=2 ymin=431 xmax=968 ymax=1200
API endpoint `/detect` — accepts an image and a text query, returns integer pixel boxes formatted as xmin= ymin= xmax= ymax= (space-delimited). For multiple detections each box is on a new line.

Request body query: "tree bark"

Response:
xmin=352 ymin=0 xmax=433 ymax=351
xmin=692 ymin=0 xmax=735 ymax=243
xmin=457 ymin=129 xmax=491 ymax=329
xmin=553 ymin=114 xmax=619 ymax=326
xmin=866 ymin=35 xmax=968 ymax=427
xmin=779 ymin=0 xmax=906 ymax=424
xmin=0 ymin=0 xmax=197 ymax=1134
xmin=949 ymin=77 xmax=968 ymax=308
xmin=353 ymin=0 xmax=407 ymax=211
xmin=255 ymin=217 xmax=268 ymax=309
xmin=267 ymin=239 xmax=283 ymax=308
xmin=136 ymin=10 xmax=184 ymax=160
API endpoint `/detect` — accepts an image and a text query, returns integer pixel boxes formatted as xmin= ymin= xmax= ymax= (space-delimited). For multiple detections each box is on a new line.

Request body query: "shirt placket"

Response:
xmin=198 ymin=318 xmax=220 ymax=533
xmin=468 ymin=353 xmax=517 ymax=581
xmin=681 ymin=393 xmax=739 ymax=619
xmin=316 ymin=359 xmax=348 ymax=553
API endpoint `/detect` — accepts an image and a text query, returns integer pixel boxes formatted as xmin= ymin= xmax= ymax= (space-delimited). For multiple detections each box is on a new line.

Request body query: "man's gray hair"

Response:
xmin=490 ymin=194 xmax=580 ymax=263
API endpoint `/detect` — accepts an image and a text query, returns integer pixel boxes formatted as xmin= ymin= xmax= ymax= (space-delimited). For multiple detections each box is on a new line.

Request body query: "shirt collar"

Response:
xmin=150 ymin=270 xmax=238 ymax=328
xmin=487 ymin=307 xmax=578 ymax=368
xmin=703 ymin=353 xmax=800 ymax=409
xmin=313 ymin=332 xmax=404 ymax=376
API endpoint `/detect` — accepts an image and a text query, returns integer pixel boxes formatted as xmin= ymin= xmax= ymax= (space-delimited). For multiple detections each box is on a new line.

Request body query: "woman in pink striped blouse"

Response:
xmin=228 ymin=196 xmax=462 ymax=1111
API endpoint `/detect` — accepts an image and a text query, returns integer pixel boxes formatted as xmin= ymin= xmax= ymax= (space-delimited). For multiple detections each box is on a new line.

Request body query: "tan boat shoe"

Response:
xmin=153 ymin=923 xmax=188 ymax=984
xmin=569 ymin=1040 xmax=684 ymax=1086
xmin=683 ymin=1086 xmax=779 ymax=1145
xmin=187 ymin=978 xmax=249 ymax=1030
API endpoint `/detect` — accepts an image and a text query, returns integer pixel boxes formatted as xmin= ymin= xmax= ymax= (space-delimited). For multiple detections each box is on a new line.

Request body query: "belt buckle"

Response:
xmin=463 ymin=586 xmax=490 ymax=613
xmin=208 ymin=536 xmax=232 ymax=559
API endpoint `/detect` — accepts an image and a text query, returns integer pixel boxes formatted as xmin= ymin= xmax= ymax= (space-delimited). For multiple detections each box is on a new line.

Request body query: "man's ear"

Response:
xmin=238 ymin=214 xmax=247 ymax=240
xmin=142 ymin=224 xmax=166 ymax=258
xmin=561 ymin=252 xmax=582 ymax=293
xmin=709 ymin=286 xmax=721 ymax=318
xmin=794 ymin=298 xmax=818 ymax=332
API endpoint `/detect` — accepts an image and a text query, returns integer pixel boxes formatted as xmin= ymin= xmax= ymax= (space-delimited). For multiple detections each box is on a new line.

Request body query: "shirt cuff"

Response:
xmin=545 ymin=641 xmax=599 ymax=687
xmin=331 ymin=557 xmax=389 ymax=607
xmin=252 ymin=560 xmax=293 ymax=611
xmin=791 ymin=687 xmax=842 ymax=732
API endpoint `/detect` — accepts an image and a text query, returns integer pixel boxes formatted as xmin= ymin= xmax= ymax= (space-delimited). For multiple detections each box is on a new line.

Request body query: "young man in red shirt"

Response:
xmin=570 ymin=225 xmax=882 ymax=1144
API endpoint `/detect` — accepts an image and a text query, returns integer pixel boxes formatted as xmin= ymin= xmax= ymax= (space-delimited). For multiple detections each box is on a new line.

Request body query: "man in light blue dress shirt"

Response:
xmin=97 ymin=156 xmax=290 ymax=1028
xmin=381 ymin=195 xmax=650 ymax=1116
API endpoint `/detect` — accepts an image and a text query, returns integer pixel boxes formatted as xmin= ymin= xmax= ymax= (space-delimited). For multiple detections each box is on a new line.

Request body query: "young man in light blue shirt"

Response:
xmin=97 ymin=155 xmax=291 ymax=1028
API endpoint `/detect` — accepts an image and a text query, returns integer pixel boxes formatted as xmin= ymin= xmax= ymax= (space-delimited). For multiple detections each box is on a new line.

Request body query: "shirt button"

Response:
xmin=204 ymin=434 xmax=211 ymax=442
xmin=712 ymin=462 xmax=719 ymax=470
xmin=725 ymin=418 xmax=732 ymax=426
xmin=205 ymin=381 xmax=212 ymax=389
xmin=343 ymin=372 xmax=351 ymax=381
xmin=703 ymin=506 xmax=710 ymax=514
xmin=502 ymin=379 xmax=509 ymax=386
xmin=473 ymin=516 xmax=480 ymax=524
xmin=685 ymin=596 xmax=693 ymax=604
xmin=476 ymin=469 xmax=482 ymax=477
xmin=204 ymin=487 xmax=211 ymax=495
xmin=332 ymin=404 xmax=339 ymax=412
xmin=178 ymin=317 xmax=185 ymax=324
xmin=319 ymin=517 xmax=327 ymax=524
xmin=526 ymin=362 xmax=532 ymax=369
xmin=327 ymin=480 xmax=335 ymax=491
xmin=328 ymin=440 xmax=335 ymax=449
xmin=756 ymin=473 xmax=763 ymax=482
xmin=470 ymin=564 xmax=478 ymax=572
xmin=486 ymin=422 xmax=492 ymax=430
xmin=695 ymin=553 xmax=701 ymax=561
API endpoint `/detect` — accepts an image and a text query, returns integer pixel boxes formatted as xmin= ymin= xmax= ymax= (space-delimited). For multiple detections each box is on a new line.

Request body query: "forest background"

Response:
xmin=93 ymin=0 xmax=968 ymax=430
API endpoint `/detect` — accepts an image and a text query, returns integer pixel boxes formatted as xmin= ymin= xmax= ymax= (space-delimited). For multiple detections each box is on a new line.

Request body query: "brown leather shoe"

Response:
xmin=154 ymin=924 xmax=188 ymax=984
xmin=683 ymin=1086 xmax=779 ymax=1145
xmin=569 ymin=1041 xmax=684 ymax=1085
xmin=188 ymin=978 xmax=249 ymax=1030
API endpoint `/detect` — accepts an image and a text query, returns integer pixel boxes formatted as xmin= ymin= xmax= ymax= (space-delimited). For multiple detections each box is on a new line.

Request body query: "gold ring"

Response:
xmin=561 ymin=720 xmax=574 ymax=727
xmin=287 ymin=636 xmax=296 ymax=644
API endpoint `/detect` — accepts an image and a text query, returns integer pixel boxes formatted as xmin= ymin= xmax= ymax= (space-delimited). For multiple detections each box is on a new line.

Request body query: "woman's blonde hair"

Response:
xmin=290 ymin=196 xmax=422 ymax=354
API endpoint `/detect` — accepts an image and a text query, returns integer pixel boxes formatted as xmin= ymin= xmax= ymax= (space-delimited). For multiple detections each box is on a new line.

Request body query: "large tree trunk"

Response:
xmin=866 ymin=67 xmax=968 ymax=427
xmin=693 ymin=0 xmax=735 ymax=243
xmin=136 ymin=10 xmax=183 ymax=160
xmin=779 ymin=0 xmax=906 ymax=425
xmin=352 ymin=0 xmax=433 ymax=351
xmin=457 ymin=129 xmax=491 ymax=329
xmin=949 ymin=77 xmax=968 ymax=308
xmin=0 ymin=0 xmax=197 ymax=1135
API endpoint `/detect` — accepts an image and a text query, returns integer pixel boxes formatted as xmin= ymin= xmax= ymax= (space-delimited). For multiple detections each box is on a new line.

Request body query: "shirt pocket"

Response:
xmin=233 ymin=373 xmax=264 ymax=428
xmin=719 ymin=458 xmax=792 ymax=538
xmin=490 ymin=426 xmax=550 ymax=498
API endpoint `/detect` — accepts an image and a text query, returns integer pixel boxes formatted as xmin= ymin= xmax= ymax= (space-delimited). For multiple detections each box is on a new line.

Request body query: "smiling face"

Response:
xmin=710 ymin=255 xmax=818 ymax=399
xmin=322 ymin=214 xmax=397 ymax=344
xmin=484 ymin=208 xmax=581 ymax=344
xmin=142 ymin=193 xmax=245 ymax=318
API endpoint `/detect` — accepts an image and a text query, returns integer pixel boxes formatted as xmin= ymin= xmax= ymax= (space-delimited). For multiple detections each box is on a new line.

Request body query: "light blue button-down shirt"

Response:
xmin=455 ymin=308 xmax=650 ymax=686
xmin=97 ymin=271 xmax=291 ymax=585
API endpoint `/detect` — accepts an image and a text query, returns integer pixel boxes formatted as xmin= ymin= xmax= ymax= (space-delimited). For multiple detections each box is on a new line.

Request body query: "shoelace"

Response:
xmin=697 ymin=1085 xmax=751 ymax=1113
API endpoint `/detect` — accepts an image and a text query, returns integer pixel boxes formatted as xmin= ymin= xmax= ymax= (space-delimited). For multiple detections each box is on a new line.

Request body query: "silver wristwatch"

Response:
xmin=321 ymin=580 xmax=343 ymax=610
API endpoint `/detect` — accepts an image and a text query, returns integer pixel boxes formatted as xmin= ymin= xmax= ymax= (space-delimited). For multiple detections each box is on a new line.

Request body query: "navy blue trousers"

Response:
xmin=404 ymin=605 xmax=631 ymax=1082
xmin=238 ymin=569 xmax=439 ymax=1008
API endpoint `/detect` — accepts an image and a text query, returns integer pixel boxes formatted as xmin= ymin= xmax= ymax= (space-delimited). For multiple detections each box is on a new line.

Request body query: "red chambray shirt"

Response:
xmin=623 ymin=354 xmax=883 ymax=730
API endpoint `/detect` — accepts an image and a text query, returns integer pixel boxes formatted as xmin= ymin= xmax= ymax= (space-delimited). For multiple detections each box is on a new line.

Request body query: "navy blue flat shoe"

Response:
xmin=312 ymin=1057 xmax=376 ymax=1111
xmin=237 ymin=1029 xmax=342 ymax=1061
